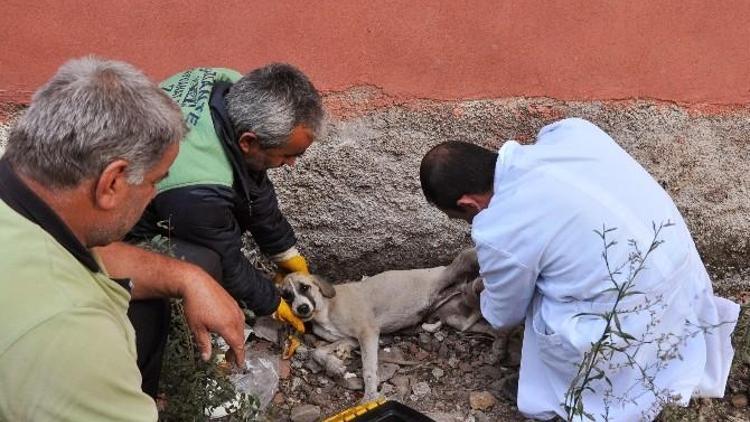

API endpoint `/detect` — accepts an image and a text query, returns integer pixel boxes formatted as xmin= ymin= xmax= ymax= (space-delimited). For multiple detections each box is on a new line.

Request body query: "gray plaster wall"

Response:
xmin=271 ymin=94 xmax=750 ymax=279
xmin=2 ymin=93 xmax=749 ymax=281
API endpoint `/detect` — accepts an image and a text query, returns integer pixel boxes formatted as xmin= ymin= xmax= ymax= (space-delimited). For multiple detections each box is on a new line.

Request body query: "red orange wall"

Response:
xmin=2 ymin=0 xmax=749 ymax=104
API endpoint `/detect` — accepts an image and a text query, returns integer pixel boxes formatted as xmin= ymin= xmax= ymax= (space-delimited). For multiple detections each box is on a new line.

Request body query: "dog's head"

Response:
xmin=279 ymin=273 xmax=337 ymax=321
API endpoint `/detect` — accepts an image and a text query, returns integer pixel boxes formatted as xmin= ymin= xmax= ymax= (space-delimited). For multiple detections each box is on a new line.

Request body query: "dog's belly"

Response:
xmin=312 ymin=321 xmax=350 ymax=343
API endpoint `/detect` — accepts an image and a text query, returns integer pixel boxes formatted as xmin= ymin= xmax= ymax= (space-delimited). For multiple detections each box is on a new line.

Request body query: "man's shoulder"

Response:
xmin=0 ymin=201 xmax=128 ymax=356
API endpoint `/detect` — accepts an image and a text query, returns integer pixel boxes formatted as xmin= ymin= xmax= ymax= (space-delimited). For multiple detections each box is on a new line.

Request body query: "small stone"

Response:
xmin=419 ymin=332 xmax=432 ymax=345
xmin=459 ymin=362 xmax=473 ymax=373
xmin=380 ymin=347 xmax=407 ymax=363
xmin=308 ymin=391 xmax=329 ymax=406
xmin=438 ymin=343 xmax=451 ymax=358
xmin=378 ymin=362 xmax=400 ymax=383
xmin=380 ymin=382 xmax=396 ymax=396
xmin=415 ymin=349 xmax=430 ymax=361
xmin=731 ymin=393 xmax=748 ymax=408
xmin=340 ymin=373 xmax=364 ymax=391
xmin=412 ymin=381 xmax=431 ymax=397
xmin=391 ymin=375 xmax=411 ymax=398
xmin=290 ymin=404 xmax=321 ymax=422
xmin=432 ymin=368 xmax=445 ymax=379
xmin=448 ymin=356 xmax=460 ymax=368
xmin=469 ymin=391 xmax=497 ymax=411
xmin=422 ymin=320 xmax=442 ymax=333
xmin=279 ymin=359 xmax=292 ymax=379
xmin=272 ymin=392 xmax=285 ymax=405
xmin=434 ymin=331 xmax=446 ymax=342
xmin=291 ymin=377 xmax=303 ymax=391
xmin=303 ymin=358 xmax=322 ymax=374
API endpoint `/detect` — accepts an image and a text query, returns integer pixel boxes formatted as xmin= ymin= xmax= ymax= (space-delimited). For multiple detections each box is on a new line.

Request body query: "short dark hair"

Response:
xmin=225 ymin=63 xmax=324 ymax=148
xmin=419 ymin=141 xmax=498 ymax=211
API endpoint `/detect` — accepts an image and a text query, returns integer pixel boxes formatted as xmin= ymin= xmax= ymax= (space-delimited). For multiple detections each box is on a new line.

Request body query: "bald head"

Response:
xmin=419 ymin=141 xmax=498 ymax=212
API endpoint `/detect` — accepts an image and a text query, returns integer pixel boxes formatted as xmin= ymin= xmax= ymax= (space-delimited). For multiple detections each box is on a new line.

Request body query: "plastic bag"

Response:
xmin=231 ymin=352 xmax=279 ymax=410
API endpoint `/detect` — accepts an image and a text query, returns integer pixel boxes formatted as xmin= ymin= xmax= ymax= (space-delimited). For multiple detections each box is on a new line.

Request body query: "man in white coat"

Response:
xmin=419 ymin=118 xmax=739 ymax=420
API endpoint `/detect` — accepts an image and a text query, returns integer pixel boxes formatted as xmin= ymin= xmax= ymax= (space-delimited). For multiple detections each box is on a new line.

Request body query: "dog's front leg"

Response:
xmin=358 ymin=328 xmax=381 ymax=402
xmin=311 ymin=338 xmax=358 ymax=378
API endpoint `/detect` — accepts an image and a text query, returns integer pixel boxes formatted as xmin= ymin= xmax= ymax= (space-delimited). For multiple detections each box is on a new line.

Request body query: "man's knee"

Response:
xmin=172 ymin=240 xmax=223 ymax=282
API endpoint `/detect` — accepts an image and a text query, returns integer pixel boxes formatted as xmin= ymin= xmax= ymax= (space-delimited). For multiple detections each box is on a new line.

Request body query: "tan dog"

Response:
xmin=280 ymin=248 xmax=479 ymax=401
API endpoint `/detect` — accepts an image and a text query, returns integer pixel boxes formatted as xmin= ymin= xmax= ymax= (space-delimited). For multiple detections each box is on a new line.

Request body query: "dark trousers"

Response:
xmin=127 ymin=239 xmax=223 ymax=398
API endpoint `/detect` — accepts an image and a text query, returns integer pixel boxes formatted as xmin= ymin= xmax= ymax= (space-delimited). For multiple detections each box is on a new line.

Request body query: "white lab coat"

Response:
xmin=473 ymin=118 xmax=739 ymax=421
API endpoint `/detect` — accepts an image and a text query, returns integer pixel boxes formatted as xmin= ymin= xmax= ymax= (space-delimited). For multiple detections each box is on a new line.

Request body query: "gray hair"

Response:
xmin=5 ymin=56 xmax=185 ymax=188
xmin=225 ymin=63 xmax=324 ymax=148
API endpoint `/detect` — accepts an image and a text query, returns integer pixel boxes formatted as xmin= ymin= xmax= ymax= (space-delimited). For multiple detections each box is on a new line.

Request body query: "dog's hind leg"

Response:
xmin=357 ymin=327 xmax=381 ymax=402
xmin=311 ymin=338 xmax=358 ymax=378
xmin=436 ymin=248 xmax=479 ymax=291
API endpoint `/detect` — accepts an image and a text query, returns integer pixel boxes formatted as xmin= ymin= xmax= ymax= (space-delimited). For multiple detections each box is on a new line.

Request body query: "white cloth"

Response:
xmin=473 ymin=118 xmax=739 ymax=421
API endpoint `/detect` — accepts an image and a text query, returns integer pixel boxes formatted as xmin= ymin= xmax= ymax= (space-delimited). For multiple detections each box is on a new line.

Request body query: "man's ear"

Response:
xmin=456 ymin=194 xmax=483 ymax=214
xmin=237 ymin=131 xmax=259 ymax=155
xmin=312 ymin=275 xmax=337 ymax=298
xmin=94 ymin=159 xmax=130 ymax=210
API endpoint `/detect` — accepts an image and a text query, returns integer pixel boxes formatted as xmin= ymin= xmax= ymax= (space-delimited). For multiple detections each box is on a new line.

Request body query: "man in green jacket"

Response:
xmin=0 ymin=57 xmax=246 ymax=421
xmin=117 ymin=64 xmax=324 ymax=394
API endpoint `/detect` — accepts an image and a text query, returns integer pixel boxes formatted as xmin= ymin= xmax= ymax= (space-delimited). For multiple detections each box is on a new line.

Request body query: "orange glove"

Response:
xmin=272 ymin=249 xmax=310 ymax=284
xmin=273 ymin=299 xmax=305 ymax=333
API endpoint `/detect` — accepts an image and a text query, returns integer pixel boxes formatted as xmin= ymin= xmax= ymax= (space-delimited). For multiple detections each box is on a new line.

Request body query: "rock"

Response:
xmin=438 ymin=343 xmax=451 ymax=358
xmin=459 ymin=362 xmax=473 ymax=373
xmin=291 ymin=377 xmax=303 ymax=391
xmin=478 ymin=364 xmax=502 ymax=379
xmin=251 ymin=317 xmax=282 ymax=343
xmin=412 ymin=381 xmax=431 ymax=397
xmin=272 ymin=392 xmax=285 ymax=405
xmin=307 ymin=390 xmax=329 ymax=406
xmin=432 ymin=368 xmax=445 ymax=379
xmin=730 ymin=393 xmax=748 ymax=408
xmin=419 ymin=332 xmax=432 ymax=345
xmin=434 ymin=331 xmax=446 ymax=342
xmin=422 ymin=320 xmax=442 ymax=333
xmin=380 ymin=347 xmax=407 ymax=363
xmin=469 ymin=391 xmax=497 ymax=411
xmin=448 ymin=356 xmax=460 ymax=368
xmin=472 ymin=411 xmax=492 ymax=422
xmin=279 ymin=359 xmax=292 ymax=380
xmin=378 ymin=362 xmax=400 ymax=383
xmin=415 ymin=349 xmax=430 ymax=361
xmin=380 ymin=382 xmax=396 ymax=396
xmin=290 ymin=404 xmax=321 ymax=422
xmin=391 ymin=375 xmax=411 ymax=398
xmin=303 ymin=358 xmax=322 ymax=374
xmin=340 ymin=373 xmax=364 ymax=391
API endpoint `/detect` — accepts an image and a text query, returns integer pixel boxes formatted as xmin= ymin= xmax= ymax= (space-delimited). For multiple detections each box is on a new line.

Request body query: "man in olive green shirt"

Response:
xmin=0 ymin=57 xmax=246 ymax=421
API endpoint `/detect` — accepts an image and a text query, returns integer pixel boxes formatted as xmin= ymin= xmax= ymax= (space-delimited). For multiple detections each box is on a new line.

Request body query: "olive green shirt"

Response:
xmin=0 ymin=187 xmax=156 ymax=420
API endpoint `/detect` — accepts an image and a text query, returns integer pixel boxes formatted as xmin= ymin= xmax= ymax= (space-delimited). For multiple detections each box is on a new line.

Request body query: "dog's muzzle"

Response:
xmin=296 ymin=304 xmax=311 ymax=316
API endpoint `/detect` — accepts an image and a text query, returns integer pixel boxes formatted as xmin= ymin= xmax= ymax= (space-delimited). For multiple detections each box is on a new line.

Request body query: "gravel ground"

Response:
xmin=249 ymin=272 xmax=749 ymax=422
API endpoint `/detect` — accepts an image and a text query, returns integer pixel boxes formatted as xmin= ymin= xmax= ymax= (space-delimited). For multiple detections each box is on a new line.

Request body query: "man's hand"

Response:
xmin=95 ymin=242 xmax=247 ymax=368
xmin=180 ymin=267 xmax=247 ymax=367
xmin=272 ymin=248 xmax=309 ymax=284
xmin=273 ymin=300 xmax=305 ymax=333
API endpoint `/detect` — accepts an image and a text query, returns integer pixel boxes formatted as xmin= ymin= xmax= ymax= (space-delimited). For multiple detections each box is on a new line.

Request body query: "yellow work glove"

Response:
xmin=272 ymin=250 xmax=310 ymax=284
xmin=273 ymin=299 xmax=306 ymax=333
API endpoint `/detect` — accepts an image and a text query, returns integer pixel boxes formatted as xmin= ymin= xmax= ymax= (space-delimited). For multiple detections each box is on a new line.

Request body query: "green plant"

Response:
xmin=138 ymin=232 xmax=261 ymax=421
xmin=563 ymin=222 xmax=736 ymax=421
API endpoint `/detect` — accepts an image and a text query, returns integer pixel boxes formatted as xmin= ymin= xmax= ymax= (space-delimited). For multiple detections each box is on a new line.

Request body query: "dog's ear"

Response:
xmin=312 ymin=275 xmax=337 ymax=298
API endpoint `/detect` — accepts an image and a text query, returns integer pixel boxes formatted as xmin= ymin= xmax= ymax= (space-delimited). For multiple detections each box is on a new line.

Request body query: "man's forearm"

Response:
xmin=94 ymin=241 xmax=198 ymax=300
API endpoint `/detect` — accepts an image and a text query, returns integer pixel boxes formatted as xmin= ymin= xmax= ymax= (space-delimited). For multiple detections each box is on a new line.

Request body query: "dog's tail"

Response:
xmin=435 ymin=247 xmax=479 ymax=291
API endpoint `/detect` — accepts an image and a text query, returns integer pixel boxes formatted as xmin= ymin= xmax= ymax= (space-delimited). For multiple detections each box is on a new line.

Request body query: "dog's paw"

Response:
xmin=359 ymin=390 xmax=383 ymax=404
